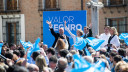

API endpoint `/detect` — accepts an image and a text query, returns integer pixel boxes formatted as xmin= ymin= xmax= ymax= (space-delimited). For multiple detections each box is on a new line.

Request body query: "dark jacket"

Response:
xmin=83 ymin=29 xmax=93 ymax=39
xmin=50 ymin=28 xmax=70 ymax=50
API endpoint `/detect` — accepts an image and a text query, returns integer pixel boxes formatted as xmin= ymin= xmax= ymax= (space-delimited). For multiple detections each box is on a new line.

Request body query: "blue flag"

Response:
xmin=32 ymin=38 xmax=40 ymax=52
xmin=27 ymin=38 xmax=41 ymax=59
xmin=72 ymin=54 xmax=91 ymax=69
xmin=82 ymin=60 xmax=106 ymax=72
xmin=74 ymin=37 xmax=87 ymax=50
xmin=119 ymin=33 xmax=128 ymax=45
xmin=20 ymin=40 xmax=33 ymax=50
xmin=93 ymin=60 xmax=106 ymax=72
xmin=86 ymin=37 xmax=105 ymax=50
xmin=119 ymin=33 xmax=128 ymax=40
xmin=0 ymin=43 xmax=3 ymax=54
xmin=124 ymin=38 xmax=128 ymax=45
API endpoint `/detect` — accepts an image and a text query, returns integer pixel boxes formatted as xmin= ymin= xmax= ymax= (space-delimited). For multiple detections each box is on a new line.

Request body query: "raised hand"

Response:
xmin=46 ymin=20 xmax=52 ymax=27
xmin=64 ymin=21 xmax=67 ymax=27
xmin=89 ymin=23 xmax=92 ymax=29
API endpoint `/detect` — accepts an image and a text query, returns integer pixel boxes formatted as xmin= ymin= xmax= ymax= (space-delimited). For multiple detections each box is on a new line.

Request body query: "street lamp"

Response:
xmin=86 ymin=0 xmax=104 ymax=37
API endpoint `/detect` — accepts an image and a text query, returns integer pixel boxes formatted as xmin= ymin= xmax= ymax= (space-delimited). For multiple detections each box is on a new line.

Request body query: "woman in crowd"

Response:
xmin=55 ymin=38 xmax=67 ymax=52
xmin=106 ymin=27 xmax=120 ymax=52
xmin=35 ymin=55 xmax=51 ymax=72
xmin=64 ymin=21 xmax=83 ymax=46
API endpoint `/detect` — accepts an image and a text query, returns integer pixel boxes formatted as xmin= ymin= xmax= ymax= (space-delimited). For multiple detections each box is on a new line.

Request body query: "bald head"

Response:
xmin=27 ymin=64 xmax=39 ymax=72
xmin=59 ymin=28 xmax=64 ymax=35
xmin=58 ymin=57 xmax=67 ymax=69
xmin=100 ymin=48 xmax=107 ymax=52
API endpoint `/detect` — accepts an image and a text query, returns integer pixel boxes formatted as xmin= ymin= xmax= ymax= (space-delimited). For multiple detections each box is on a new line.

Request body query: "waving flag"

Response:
xmin=84 ymin=60 xmax=106 ymax=72
xmin=71 ymin=54 xmax=106 ymax=72
xmin=119 ymin=33 xmax=128 ymax=45
xmin=86 ymin=37 xmax=105 ymax=50
xmin=27 ymin=38 xmax=41 ymax=59
xmin=0 ymin=43 xmax=3 ymax=54
xmin=119 ymin=33 xmax=128 ymax=40
xmin=74 ymin=37 xmax=87 ymax=50
xmin=72 ymin=54 xmax=91 ymax=69
xmin=20 ymin=40 xmax=33 ymax=50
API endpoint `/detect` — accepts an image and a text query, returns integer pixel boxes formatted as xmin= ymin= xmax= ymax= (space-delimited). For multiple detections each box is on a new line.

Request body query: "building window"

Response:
xmin=0 ymin=0 xmax=20 ymax=12
xmin=103 ymin=0 xmax=127 ymax=7
xmin=107 ymin=17 xmax=128 ymax=34
xmin=38 ymin=0 xmax=60 ymax=11
xmin=7 ymin=0 xmax=18 ymax=10
xmin=2 ymin=21 xmax=21 ymax=45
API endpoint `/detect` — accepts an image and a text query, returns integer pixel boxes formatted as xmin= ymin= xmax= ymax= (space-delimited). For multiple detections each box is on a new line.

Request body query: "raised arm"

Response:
xmin=64 ymin=21 xmax=75 ymax=38
xmin=46 ymin=21 xmax=58 ymax=38
xmin=88 ymin=23 xmax=93 ymax=37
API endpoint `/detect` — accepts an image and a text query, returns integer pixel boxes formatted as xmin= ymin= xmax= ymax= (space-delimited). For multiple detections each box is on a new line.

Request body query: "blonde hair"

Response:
xmin=35 ymin=55 xmax=47 ymax=72
xmin=56 ymin=38 xmax=66 ymax=51
xmin=110 ymin=27 xmax=118 ymax=35
xmin=77 ymin=29 xmax=83 ymax=36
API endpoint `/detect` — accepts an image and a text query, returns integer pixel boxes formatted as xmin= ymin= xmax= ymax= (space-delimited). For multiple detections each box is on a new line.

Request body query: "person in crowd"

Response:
xmin=70 ymin=50 xmax=77 ymax=55
xmin=118 ymin=48 xmax=128 ymax=62
xmin=49 ymin=56 xmax=57 ymax=71
xmin=43 ymin=44 xmax=48 ymax=52
xmin=111 ymin=55 xmax=122 ymax=72
xmin=64 ymin=21 xmax=83 ymax=50
xmin=115 ymin=61 xmax=127 ymax=72
xmin=99 ymin=26 xmax=111 ymax=48
xmin=65 ymin=53 xmax=73 ymax=72
xmin=7 ymin=65 xmax=29 ymax=72
xmin=83 ymin=56 xmax=93 ymax=63
xmin=118 ymin=63 xmax=128 ymax=72
xmin=55 ymin=38 xmax=67 ymax=52
xmin=54 ymin=57 xmax=68 ymax=72
xmin=46 ymin=48 xmax=55 ymax=59
xmin=27 ymin=64 xmax=39 ymax=72
xmin=28 ymin=51 xmax=40 ymax=64
xmin=83 ymin=23 xmax=93 ymax=39
xmin=64 ymin=21 xmax=83 ymax=44
xmin=106 ymin=27 xmax=120 ymax=52
xmin=82 ymin=24 xmax=92 ymax=55
xmin=58 ymin=49 xmax=69 ymax=58
xmin=17 ymin=50 xmax=26 ymax=61
xmin=46 ymin=21 xmax=70 ymax=50
xmin=109 ymin=51 xmax=118 ymax=69
xmin=35 ymin=55 xmax=48 ymax=72
xmin=9 ymin=43 xmax=17 ymax=50
xmin=39 ymin=42 xmax=43 ymax=48
xmin=1 ymin=45 xmax=8 ymax=56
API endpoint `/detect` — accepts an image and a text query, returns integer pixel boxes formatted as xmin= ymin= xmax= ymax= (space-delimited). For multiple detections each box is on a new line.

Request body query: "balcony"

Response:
xmin=38 ymin=0 xmax=60 ymax=11
xmin=103 ymin=0 xmax=127 ymax=7
xmin=0 ymin=0 xmax=20 ymax=13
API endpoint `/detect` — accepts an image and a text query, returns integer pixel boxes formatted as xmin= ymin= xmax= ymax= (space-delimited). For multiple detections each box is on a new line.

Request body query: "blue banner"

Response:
xmin=119 ymin=33 xmax=128 ymax=40
xmin=43 ymin=11 xmax=87 ymax=47
xmin=72 ymin=54 xmax=91 ymax=69
xmin=119 ymin=33 xmax=128 ymax=45
xmin=0 ymin=43 xmax=3 ymax=54
xmin=20 ymin=40 xmax=33 ymax=50
xmin=27 ymin=38 xmax=40 ymax=59
xmin=74 ymin=37 xmax=87 ymax=50
xmin=86 ymin=37 xmax=105 ymax=50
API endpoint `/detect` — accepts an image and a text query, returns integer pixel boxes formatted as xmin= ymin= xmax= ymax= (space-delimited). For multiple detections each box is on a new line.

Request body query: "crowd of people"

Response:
xmin=0 ymin=21 xmax=128 ymax=72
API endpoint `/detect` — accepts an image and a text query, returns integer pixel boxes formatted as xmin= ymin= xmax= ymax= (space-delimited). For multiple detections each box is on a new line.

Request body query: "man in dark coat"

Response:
xmin=46 ymin=21 xmax=70 ymax=50
xmin=83 ymin=23 xmax=93 ymax=55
